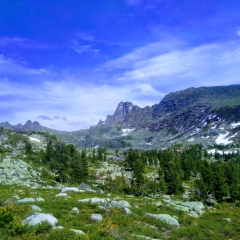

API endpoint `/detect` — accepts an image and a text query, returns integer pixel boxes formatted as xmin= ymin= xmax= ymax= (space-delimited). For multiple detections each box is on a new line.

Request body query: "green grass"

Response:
xmin=1 ymin=184 xmax=240 ymax=239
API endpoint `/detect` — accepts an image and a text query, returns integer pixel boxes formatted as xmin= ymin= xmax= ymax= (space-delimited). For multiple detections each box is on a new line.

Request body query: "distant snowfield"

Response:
xmin=215 ymin=133 xmax=233 ymax=145
xmin=208 ymin=149 xmax=238 ymax=155
xmin=231 ymin=122 xmax=240 ymax=128
xmin=28 ymin=137 xmax=41 ymax=143
xmin=121 ymin=128 xmax=135 ymax=136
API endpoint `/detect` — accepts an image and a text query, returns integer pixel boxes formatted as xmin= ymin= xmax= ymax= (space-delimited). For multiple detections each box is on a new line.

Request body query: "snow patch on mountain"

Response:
xmin=231 ymin=122 xmax=240 ymax=128
xmin=215 ymin=133 xmax=233 ymax=145
xmin=121 ymin=128 xmax=135 ymax=136
xmin=28 ymin=137 xmax=41 ymax=143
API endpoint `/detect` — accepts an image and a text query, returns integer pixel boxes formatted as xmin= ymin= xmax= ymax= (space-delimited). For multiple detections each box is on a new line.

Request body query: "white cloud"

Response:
xmin=0 ymin=37 xmax=47 ymax=48
xmin=101 ymin=38 xmax=186 ymax=71
xmin=71 ymin=44 xmax=100 ymax=54
xmin=1 ymin=36 xmax=240 ymax=131
xmin=0 ymin=74 xmax=163 ymax=131
xmin=103 ymin=40 xmax=240 ymax=91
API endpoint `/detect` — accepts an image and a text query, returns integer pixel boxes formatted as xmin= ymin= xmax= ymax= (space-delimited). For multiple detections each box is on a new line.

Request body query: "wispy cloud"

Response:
xmin=0 ymin=56 xmax=163 ymax=130
xmin=0 ymin=37 xmax=47 ymax=48
xmin=102 ymin=39 xmax=240 ymax=91
xmin=70 ymin=33 xmax=100 ymax=55
xmin=1 ymin=35 xmax=240 ymax=131
xmin=100 ymin=38 xmax=186 ymax=71
xmin=71 ymin=44 xmax=100 ymax=54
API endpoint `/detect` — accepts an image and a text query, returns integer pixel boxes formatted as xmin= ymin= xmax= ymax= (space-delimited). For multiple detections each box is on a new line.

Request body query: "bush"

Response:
xmin=47 ymin=228 xmax=89 ymax=240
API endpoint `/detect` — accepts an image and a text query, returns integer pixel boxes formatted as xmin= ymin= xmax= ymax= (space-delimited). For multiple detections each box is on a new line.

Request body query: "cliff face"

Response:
xmin=106 ymin=102 xmax=153 ymax=128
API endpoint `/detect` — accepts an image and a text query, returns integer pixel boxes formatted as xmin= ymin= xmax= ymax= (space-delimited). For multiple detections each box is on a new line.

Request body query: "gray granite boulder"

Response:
xmin=56 ymin=193 xmax=68 ymax=197
xmin=90 ymin=214 xmax=103 ymax=222
xmin=111 ymin=200 xmax=131 ymax=208
xmin=78 ymin=198 xmax=131 ymax=210
xmin=70 ymin=229 xmax=85 ymax=235
xmin=61 ymin=187 xmax=81 ymax=193
xmin=147 ymin=213 xmax=179 ymax=227
xmin=17 ymin=198 xmax=36 ymax=203
xmin=123 ymin=207 xmax=132 ymax=215
xmin=23 ymin=213 xmax=58 ymax=227
xmin=79 ymin=183 xmax=92 ymax=190
xmin=70 ymin=207 xmax=79 ymax=214
xmin=31 ymin=205 xmax=42 ymax=212
xmin=78 ymin=198 xmax=111 ymax=209
xmin=181 ymin=201 xmax=204 ymax=213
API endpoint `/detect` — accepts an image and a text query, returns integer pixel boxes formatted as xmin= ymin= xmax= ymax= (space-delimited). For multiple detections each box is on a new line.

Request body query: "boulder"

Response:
xmin=147 ymin=213 xmax=179 ymax=227
xmin=111 ymin=200 xmax=131 ymax=208
xmin=181 ymin=201 xmax=204 ymax=213
xmin=205 ymin=198 xmax=217 ymax=207
xmin=31 ymin=205 xmax=42 ymax=212
xmin=61 ymin=187 xmax=80 ymax=193
xmin=90 ymin=214 xmax=103 ymax=222
xmin=123 ymin=207 xmax=132 ymax=215
xmin=70 ymin=229 xmax=85 ymax=235
xmin=79 ymin=183 xmax=92 ymax=190
xmin=36 ymin=197 xmax=45 ymax=202
xmin=78 ymin=198 xmax=131 ymax=210
xmin=17 ymin=198 xmax=36 ymax=203
xmin=223 ymin=218 xmax=231 ymax=222
xmin=23 ymin=213 xmax=58 ymax=227
xmin=53 ymin=226 xmax=64 ymax=230
xmin=56 ymin=193 xmax=68 ymax=197
xmin=78 ymin=198 xmax=111 ymax=209
xmin=70 ymin=207 xmax=79 ymax=214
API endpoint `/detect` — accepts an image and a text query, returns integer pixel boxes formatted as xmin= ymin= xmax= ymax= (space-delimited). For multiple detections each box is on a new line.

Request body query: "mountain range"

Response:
xmin=1 ymin=85 xmax=240 ymax=149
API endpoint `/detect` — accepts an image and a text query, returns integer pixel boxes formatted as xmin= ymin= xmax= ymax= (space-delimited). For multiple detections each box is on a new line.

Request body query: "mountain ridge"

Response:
xmin=1 ymin=84 xmax=240 ymax=149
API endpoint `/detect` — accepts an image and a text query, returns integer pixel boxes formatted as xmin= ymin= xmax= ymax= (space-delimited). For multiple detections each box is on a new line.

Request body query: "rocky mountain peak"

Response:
xmin=106 ymin=102 xmax=141 ymax=123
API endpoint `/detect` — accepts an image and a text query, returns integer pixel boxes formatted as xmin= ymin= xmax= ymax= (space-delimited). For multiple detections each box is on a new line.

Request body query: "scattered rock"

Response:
xmin=90 ymin=214 xmax=103 ymax=222
xmin=111 ymin=200 xmax=131 ymax=208
xmin=78 ymin=198 xmax=131 ymax=210
xmin=17 ymin=198 xmax=36 ymax=203
xmin=31 ymin=205 xmax=42 ymax=212
xmin=79 ymin=183 xmax=92 ymax=190
xmin=223 ymin=218 xmax=231 ymax=222
xmin=36 ymin=197 xmax=45 ymax=202
xmin=70 ymin=207 xmax=79 ymax=214
xmin=78 ymin=198 xmax=111 ymax=209
xmin=146 ymin=213 xmax=179 ymax=227
xmin=205 ymin=198 xmax=217 ymax=207
xmin=155 ymin=201 xmax=163 ymax=207
xmin=53 ymin=226 xmax=64 ymax=230
xmin=70 ymin=228 xmax=85 ymax=235
xmin=123 ymin=207 xmax=132 ymax=215
xmin=61 ymin=187 xmax=81 ymax=193
xmin=56 ymin=193 xmax=68 ymax=197
xmin=181 ymin=201 xmax=204 ymax=214
xmin=23 ymin=213 xmax=58 ymax=227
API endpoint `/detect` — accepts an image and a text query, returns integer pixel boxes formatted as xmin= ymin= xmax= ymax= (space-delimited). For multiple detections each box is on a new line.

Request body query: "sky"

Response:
xmin=0 ymin=0 xmax=240 ymax=131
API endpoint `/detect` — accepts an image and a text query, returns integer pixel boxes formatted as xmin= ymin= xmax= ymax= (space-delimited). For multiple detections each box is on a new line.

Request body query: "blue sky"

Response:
xmin=0 ymin=0 xmax=240 ymax=131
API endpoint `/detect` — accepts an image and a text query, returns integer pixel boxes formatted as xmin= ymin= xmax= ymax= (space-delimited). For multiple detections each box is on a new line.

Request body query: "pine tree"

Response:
xmin=212 ymin=162 xmax=228 ymax=202
xmin=25 ymin=141 xmax=33 ymax=155
xmin=80 ymin=150 xmax=88 ymax=181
